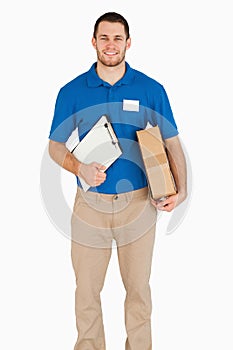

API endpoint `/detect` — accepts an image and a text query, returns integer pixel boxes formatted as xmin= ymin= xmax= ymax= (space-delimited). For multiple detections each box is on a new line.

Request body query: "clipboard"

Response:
xmin=70 ymin=115 xmax=122 ymax=191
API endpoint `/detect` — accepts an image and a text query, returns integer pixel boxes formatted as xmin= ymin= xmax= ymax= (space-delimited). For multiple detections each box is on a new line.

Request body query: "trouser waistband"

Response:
xmin=76 ymin=186 xmax=149 ymax=203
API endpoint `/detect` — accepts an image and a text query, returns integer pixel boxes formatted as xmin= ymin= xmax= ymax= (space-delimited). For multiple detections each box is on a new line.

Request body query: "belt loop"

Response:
xmin=96 ymin=191 xmax=102 ymax=204
xmin=127 ymin=190 xmax=134 ymax=203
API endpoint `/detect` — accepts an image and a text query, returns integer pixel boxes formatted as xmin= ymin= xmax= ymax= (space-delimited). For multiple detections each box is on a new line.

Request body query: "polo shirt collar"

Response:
xmin=87 ymin=62 xmax=134 ymax=87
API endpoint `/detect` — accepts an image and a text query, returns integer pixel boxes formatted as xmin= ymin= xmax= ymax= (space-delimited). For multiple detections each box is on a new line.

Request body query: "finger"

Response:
xmin=97 ymin=164 xmax=106 ymax=171
xmin=159 ymin=204 xmax=174 ymax=212
xmin=95 ymin=178 xmax=106 ymax=186
xmin=98 ymin=165 xmax=106 ymax=172
xmin=93 ymin=162 xmax=106 ymax=171
xmin=151 ymin=198 xmax=167 ymax=208
xmin=96 ymin=173 xmax=106 ymax=180
xmin=95 ymin=173 xmax=106 ymax=184
xmin=156 ymin=200 xmax=170 ymax=210
xmin=156 ymin=204 xmax=166 ymax=210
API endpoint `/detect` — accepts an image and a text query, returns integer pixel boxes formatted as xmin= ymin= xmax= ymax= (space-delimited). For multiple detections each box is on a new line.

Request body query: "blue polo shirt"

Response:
xmin=49 ymin=62 xmax=178 ymax=194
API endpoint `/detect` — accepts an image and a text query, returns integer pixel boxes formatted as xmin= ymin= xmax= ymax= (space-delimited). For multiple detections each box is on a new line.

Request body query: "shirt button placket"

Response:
xmin=108 ymin=87 xmax=115 ymax=102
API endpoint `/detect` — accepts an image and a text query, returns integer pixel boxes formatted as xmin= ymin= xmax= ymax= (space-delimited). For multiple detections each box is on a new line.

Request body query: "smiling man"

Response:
xmin=48 ymin=12 xmax=187 ymax=350
xmin=92 ymin=20 xmax=131 ymax=69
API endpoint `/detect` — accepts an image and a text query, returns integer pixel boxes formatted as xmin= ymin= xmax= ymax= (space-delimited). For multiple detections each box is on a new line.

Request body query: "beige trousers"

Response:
xmin=71 ymin=187 xmax=157 ymax=350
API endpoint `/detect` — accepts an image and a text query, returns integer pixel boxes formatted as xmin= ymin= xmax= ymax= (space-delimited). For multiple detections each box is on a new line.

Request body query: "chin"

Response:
xmin=101 ymin=57 xmax=124 ymax=67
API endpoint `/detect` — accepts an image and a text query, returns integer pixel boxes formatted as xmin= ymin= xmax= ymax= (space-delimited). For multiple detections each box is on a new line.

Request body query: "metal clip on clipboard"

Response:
xmin=103 ymin=117 xmax=119 ymax=147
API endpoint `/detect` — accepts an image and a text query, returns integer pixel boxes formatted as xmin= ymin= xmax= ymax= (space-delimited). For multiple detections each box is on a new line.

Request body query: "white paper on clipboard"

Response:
xmin=70 ymin=115 xmax=122 ymax=191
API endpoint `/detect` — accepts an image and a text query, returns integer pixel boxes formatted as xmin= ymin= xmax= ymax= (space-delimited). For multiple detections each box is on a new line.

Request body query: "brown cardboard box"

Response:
xmin=136 ymin=125 xmax=177 ymax=200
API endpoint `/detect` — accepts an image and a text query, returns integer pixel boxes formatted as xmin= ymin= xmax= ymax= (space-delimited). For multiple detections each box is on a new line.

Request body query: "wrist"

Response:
xmin=76 ymin=161 xmax=83 ymax=177
xmin=76 ymin=162 xmax=81 ymax=177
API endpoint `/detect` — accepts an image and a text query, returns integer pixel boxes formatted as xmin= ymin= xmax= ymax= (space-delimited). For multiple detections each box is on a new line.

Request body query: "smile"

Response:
xmin=104 ymin=52 xmax=118 ymax=56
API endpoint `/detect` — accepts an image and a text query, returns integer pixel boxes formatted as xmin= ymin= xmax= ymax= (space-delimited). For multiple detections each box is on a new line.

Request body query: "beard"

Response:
xmin=96 ymin=47 xmax=127 ymax=67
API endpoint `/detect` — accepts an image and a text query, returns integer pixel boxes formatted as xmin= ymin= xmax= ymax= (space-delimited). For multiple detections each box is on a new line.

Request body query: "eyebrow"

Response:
xmin=99 ymin=34 xmax=124 ymax=38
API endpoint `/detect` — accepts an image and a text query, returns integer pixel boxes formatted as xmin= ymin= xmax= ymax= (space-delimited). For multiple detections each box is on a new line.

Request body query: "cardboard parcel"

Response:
xmin=136 ymin=125 xmax=177 ymax=201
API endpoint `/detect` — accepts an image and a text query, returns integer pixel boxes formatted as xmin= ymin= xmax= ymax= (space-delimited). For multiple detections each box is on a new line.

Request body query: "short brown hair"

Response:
xmin=93 ymin=12 xmax=130 ymax=39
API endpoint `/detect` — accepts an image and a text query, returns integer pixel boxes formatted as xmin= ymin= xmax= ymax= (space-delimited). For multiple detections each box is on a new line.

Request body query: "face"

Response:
xmin=92 ymin=21 xmax=131 ymax=67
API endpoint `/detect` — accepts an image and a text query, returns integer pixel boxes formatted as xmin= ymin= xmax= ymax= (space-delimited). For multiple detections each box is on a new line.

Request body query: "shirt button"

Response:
xmin=114 ymin=195 xmax=118 ymax=200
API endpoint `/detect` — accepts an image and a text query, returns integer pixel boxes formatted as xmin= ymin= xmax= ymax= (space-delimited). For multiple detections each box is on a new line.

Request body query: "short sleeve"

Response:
xmin=49 ymin=87 xmax=76 ymax=143
xmin=148 ymin=85 xmax=179 ymax=139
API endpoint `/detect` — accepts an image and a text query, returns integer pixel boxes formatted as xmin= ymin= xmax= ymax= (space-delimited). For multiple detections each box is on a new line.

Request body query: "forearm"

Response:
xmin=48 ymin=140 xmax=81 ymax=176
xmin=165 ymin=136 xmax=187 ymax=198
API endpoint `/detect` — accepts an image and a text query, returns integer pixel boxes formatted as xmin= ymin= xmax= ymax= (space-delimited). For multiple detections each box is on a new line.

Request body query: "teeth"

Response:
xmin=105 ymin=52 xmax=116 ymax=55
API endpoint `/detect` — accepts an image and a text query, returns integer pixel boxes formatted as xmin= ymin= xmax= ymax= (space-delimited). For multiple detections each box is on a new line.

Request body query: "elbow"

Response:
xmin=48 ymin=140 xmax=53 ymax=159
xmin=48 ymin=140 xmax=67 ymax=166
xmin=48 ymin=140 xmax=58 ymax=161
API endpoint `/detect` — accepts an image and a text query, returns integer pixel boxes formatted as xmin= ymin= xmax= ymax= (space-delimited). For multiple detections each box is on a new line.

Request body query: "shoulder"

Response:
xmin=130 ymin=67 xmax=169 ymax=103
xmin=60 ymin=70 xmax=88 ymax=93
xmin=132 ymin=67 xmax=164 ymax=90
xmin=55 ymin=67 xmax=92 ymax=103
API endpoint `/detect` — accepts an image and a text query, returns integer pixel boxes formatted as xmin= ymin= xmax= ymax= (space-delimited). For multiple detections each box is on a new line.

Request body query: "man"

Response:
xmin=48 ymin=12 xmax=187 ymax=350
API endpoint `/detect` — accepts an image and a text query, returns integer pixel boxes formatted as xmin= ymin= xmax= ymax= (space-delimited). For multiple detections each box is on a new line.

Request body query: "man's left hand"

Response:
xmin=151 ymin=192 xmax=187 ymax=212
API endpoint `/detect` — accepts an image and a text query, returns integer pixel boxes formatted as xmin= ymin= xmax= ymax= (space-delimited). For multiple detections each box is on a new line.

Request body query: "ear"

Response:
xmin=126 ymin=37 xmax=131 ymax=50
xmin=92 ymin=37 xmax=97 ymax=49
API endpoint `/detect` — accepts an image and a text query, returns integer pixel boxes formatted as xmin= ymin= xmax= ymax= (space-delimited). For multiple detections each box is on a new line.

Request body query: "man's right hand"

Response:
xmin=48 ymin=141 xmax=107 ymax=187
xmin=78 ymin=162 xmax=107 ymax=187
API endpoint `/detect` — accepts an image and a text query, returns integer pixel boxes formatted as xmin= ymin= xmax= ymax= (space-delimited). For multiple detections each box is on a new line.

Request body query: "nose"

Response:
xmin=106 ymin=41 xmax=115 ymax=48
xmin=105 ymin=38 xmax=116 ymax=47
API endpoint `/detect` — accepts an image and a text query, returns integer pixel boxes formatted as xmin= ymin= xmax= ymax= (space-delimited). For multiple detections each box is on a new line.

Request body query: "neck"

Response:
xmin=96 ymin=61 xmax=126 ymax=85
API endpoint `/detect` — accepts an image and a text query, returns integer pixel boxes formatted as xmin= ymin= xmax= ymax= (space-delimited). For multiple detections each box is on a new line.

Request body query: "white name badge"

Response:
xmin=123 ymin=99 xmax=139 ymax=112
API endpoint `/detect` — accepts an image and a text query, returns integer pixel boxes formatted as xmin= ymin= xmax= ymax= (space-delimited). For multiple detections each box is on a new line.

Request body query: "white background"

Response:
xmin=1 ymin=0 xmax=232 ymax=349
